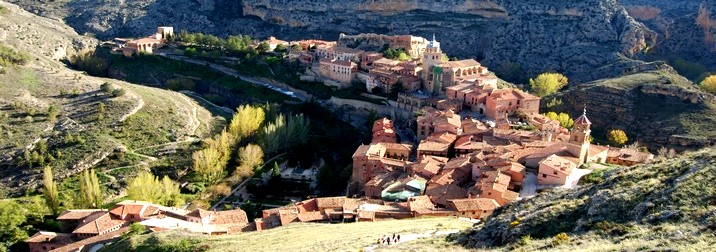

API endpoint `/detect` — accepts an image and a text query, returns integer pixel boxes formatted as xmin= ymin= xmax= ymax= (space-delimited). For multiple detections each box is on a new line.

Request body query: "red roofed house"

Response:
xmin=319 ymin=58 xmax=357 ymax=87
xmin=447 ymin=198 xmax=500 ymax=219
xmin=27 ymin=232 xmax=75 ymax=252
xmin=72 ymin=212 xmax=126 ymax=238
xmin=372 ymin=117 xmax=397 ymax=143
xmin=537 ymin=154 xmax=576 ymax=186
xmin=416 ymin=107 xmax=462 ymax=140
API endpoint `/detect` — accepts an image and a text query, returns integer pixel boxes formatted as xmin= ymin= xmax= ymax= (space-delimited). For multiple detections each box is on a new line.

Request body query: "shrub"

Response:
xmin=701 ymin=75 xmax=716 ymax=94
xmin=0 ymin=43 xmax=30 ymax=67
xmin=111 ymin=88 xmax=126 ymax=97
xmin=24 ymin=115 xmax=33 ymax=123
xmin=100 ymin=82 xmax=114 ymax=93
xmin=552 ymin=232 xmax=570 ymax=246
xmin=71 ymin=51 xmax=109 ymax=76
xmin=607 ymin=129 xmax=628 ymax=146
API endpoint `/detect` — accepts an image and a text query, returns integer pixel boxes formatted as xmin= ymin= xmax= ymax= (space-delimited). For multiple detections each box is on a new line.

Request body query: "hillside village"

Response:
xmin=26 ymin=29 xmax=658 ymax=252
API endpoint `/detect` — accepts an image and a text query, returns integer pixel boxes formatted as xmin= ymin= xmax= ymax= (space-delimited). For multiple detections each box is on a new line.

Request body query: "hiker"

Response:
xmin=397 ymin=234 xmax=401 ymax=242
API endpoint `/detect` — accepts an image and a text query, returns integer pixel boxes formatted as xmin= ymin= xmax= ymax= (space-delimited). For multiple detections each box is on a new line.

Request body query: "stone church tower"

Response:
xmin=568 ymin=108 xmax=592 ymax=165
xmin=421 ymin=35 xmax=444 ymax=95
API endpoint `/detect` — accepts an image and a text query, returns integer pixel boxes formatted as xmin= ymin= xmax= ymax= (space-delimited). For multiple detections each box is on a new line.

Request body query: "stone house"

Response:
xmin=537 ymin=154 xmax=576 ymax=185
xmin=319 ymin=58 xmax=357 ymax=86
xmin=416 ymin=107 xmax=462 ymax=140
xmin=447 ymin=198 xmax=500 ymax=219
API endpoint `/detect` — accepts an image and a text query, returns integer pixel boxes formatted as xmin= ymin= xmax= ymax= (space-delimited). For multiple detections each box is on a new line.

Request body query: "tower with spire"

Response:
xmin=421 ymin=34 xmax=445 ymax=95
xmin=568 ymin=107 xmax=592 ymax=165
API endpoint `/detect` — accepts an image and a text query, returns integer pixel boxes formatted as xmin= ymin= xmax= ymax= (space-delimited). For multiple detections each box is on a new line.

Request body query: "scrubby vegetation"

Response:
xmin=0 ymin=43 xmax=29 ymax=70
xmin=701 ymin=75 xmax=716 ymax=94
xmin=455 ymin=147 xmax=716 ymax=251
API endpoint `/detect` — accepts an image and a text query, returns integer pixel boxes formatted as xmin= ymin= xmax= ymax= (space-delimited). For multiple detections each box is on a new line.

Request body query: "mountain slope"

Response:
xmin=455 ymin=147 xmax=716 ymax=251
xmin=0 ymin=1 xmax=225 ymax=196
xmin=8 ymin=0 xmax=655 ymax=84
xmin=549 ymin=69 xmax=716 ymax=150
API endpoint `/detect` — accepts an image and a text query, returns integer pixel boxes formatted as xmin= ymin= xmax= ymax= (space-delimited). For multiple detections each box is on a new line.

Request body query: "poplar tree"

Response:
xmin=42 ymin=166 xmax=60 ymax=215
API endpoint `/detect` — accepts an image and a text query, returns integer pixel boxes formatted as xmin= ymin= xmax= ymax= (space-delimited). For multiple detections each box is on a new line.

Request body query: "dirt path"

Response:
xmin=177 ymin=94 xmax=201 ymax=136
xmin=363 ymin=229 xmax=462 ymax=251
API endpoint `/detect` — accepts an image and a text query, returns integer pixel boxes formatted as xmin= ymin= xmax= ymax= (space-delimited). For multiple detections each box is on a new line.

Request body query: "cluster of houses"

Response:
xmin=285 ymin=33 xmax=500 ymax=101
xmin=348 ymin=106 xmax=654 ymax=222
xmin=27 ymin=200 xmax=251 ymax=252
xmin=102 ymin=27 xmax=174 ymax=57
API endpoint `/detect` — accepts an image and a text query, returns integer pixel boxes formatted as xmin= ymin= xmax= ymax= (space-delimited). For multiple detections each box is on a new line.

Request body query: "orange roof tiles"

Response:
xmin=26 ymin=232 xmax=75 ymax=244
xmin=57 ymin=209 xmax=104 ymax=220
xmin=447 ymin=198 xmax=499 ymax=212
xmin=72 ymin=212 xmax=125 ymax=235
xmin=315 ymin=197 xmax=346 ymax=209
xmin=425 ymin=184 xmax=468 ymax=206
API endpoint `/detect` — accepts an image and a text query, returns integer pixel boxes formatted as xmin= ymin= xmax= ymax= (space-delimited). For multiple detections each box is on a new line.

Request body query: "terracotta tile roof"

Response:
xmin=502 ymin=190 xmax=519 ymax=202
xmin=539 ymin=154 xmax=576 ymax=176
xmin=427 ymin=132 xmax=458 ymax=144
xmin=443 ymin=156 xmax=472 ymax=171
xmin=425 ymin=184 xmax=468 ymax=206
xmin=316 ymin=197 xmax=346 ymax=209
xmin=187 ymin=209 xmax=214 ymax=219
xmin=440 ymin=59 xmax=481 ymax=69
xmin=378 ymin=143 xmax=413 ymax=152
xmin=352 ymin=144 xmax=385 ymax=158
xmin=72 ymin=212 xmax=125 ymax=235
xmin=574 ymin=113 xmax=592 ymax=125
xmin=109 ymin=204 xmax=145 ymax=218
xmin=479 ymin=171 xmax=511 ymax=193
xmin=513 ymin=89 xmax=540 ymax=100
xmin=26 ymin=232 xmax=75 ymax=244
xmin=407 ymin=195 xmax=435 ymax=212
xmin=411 ymin=162 xmax=442 ymax=176
xmin=277 ymin=209 xmax=299 ymax=225
xmin=210 ymin=209 xmax=249 ymax=225
xmin=297 ymin=211 xmax=328 ymax=222
xmin=57 ymin=209 xmax=104 ymax=221
xmin=343 ymin=198 xmax=365 ymax=212
xmin=447 ymin=198 xmax=500 ymax=212
xmin=418 ymin=140 xmax=450 ymax=152
xmin=296 ymin=199 xmax=318 ymax=213
xmin=421 ymin=155 xmax=449 ymax=164
xmin=52 ymin=227 xmax=128 ymax=252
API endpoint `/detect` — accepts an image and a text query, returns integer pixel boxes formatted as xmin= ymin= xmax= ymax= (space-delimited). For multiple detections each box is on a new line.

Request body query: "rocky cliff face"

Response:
xmin=623 ymin=0 xmax=716 ymax=77
xmin=8 ymin=0 xmax=656 ymax=84
xmin=551 ymin=69 xmax=716 ymax=150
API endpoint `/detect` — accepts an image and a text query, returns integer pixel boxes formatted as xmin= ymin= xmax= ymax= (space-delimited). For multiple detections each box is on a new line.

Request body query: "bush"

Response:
xmin=552 ymin=232 xmax=570 ymax=246
xmin=607 ymin=129 xmax=628 ymax=146
xmin=701 ymin=75 xmax=716 ymax=94
xmin=100 ymin=82 xmax=114 ymax=93
xmin=0 ymin=43 xmax=29 ymax=67
xmin=111 ymin=88 xmax=126 ymax=97
xmin=71 ymin=51 xmax=109 ymax=76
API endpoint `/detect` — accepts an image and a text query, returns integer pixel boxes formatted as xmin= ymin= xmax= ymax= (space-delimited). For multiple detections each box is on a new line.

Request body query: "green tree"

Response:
xmin=607 ymin=129 xmax=628 ymax=146
xmin=192 ymin=147 xmax=224 ymax=184
xmin=257 ymin=42 xmax=271 ymax=54
xmin=42 ymin=166 xmax=60 ymax=215
xmin=544 ymin=112 xmax=574 ymax=129
xmin=228 ymin=105 xmax=266 ymax=139
xmin=700 ymin=75 xmax=716 ymax=94
xmin=75 ymin=169 xmax=102 ymax=208
xmin=71 ymin=51 xmax=109 ymax=77
xmin=529 ymin=73 xmax=568 ymax=97
xmin=238 ymin=144 xmax=264 ymax=170
xmin=0 ymin=201 xmax=28 ymax=250
xmin=389 ymin=81 xmax=405 ymax=100
xmin=127 ymin=172 xmax=184 ymax=207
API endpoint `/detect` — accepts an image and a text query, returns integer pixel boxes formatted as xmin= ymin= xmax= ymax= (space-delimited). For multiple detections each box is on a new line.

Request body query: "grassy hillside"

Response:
xmin=101 ymin=217 xmax=473 ymax=252
xmin=453 ymin=147 xmax=716 ymax=251
xmin=0 ymin=1 xmax=224 ymax=197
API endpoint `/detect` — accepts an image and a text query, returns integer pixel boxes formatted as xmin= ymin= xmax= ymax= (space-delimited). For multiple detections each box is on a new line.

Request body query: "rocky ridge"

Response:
xmin=551 ymin=69 xmax=716 ymax=150
xmin=8 ymin=0 xmax=656 ymax=84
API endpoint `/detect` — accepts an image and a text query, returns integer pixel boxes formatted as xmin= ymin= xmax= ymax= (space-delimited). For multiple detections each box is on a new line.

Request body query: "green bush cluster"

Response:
xmin=0 ymin=44 xmax=29 ymax=69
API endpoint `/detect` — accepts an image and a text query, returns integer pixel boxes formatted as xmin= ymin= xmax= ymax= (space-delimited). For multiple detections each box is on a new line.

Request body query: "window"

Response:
xmin=553 ymin=171 xmax=558 ymax=175
xmin=542 ymin=174 xmax=547 ymax=178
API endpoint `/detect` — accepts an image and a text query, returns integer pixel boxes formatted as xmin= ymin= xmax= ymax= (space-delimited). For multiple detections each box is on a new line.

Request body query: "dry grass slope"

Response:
xmin=102 ymin=217 xmax=473 ymax=252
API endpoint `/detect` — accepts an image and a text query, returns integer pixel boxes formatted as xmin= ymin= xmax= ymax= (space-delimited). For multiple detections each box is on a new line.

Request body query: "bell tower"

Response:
xmin=568 ymin=108 xmax=592 ymax=165
xmin=421 ymin=34 xmax=444 ymax=95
